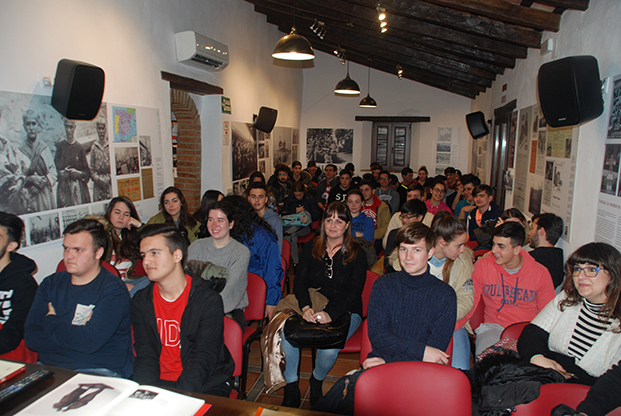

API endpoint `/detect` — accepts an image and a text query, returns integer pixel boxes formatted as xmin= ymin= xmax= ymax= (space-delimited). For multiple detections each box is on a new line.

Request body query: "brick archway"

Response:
xmin=170 ymin=89 xmax=201 ymax=214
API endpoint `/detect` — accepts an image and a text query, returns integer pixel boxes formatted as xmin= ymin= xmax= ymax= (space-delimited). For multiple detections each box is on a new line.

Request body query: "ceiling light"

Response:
xmin=359 ymin=66 xmax=377 ymax=108
xmin=335 ymin=61 xmax=360 ymax=95
xmin=272 ymin=27 xmax=314 ymax=60
xmin=272 ymin=2 xmax=314 ymax=61
xmin=381 ymin=27 xmax=387 ymax=33
xmin=378 ymin=12 xmax=386 ymax=21
xmin=396 ymin=64 xmax=403 ymax=79
xmin=380 ymin=21 xmax=387 ymax=28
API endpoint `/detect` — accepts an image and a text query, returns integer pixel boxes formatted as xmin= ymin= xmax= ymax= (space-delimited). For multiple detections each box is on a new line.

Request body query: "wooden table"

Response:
xmin=1 ymin=364 xmax=336 ymax=416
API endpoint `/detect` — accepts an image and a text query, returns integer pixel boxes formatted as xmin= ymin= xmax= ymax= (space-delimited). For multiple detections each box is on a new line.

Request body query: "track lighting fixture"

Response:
xmin=396 ymin=64 xmax=403 ymax=80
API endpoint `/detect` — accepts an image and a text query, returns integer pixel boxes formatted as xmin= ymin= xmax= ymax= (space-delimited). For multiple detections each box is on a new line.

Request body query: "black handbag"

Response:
xmin=284 ymin=312 xmax=351 ymax=349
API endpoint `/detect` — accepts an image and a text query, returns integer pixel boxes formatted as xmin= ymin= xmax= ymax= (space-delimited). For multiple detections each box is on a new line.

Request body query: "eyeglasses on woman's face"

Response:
xmin=571 ymin=265 xmax=601 ymax=278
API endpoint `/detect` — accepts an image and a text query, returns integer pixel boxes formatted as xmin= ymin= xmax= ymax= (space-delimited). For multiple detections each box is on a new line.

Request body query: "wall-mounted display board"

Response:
xmin=0 ymin=90 xmax=162 ymax=247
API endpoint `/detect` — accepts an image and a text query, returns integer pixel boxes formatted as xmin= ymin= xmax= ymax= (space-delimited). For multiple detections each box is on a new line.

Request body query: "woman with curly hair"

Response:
xmin=224 ymin=195 xmax=283 ymax=320
xmin=518 ymin=242 xmax=621 ymax=385
xmin=147 ymin=186 xmax=200 ymax=245
xmin=280 ymin=201 xmax=367 ymax=408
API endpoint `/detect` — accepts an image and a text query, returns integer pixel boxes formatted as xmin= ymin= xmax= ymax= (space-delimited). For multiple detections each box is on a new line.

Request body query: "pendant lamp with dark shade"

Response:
xmin=359 ymin=66 xmax=377 ymax=107
xmin=272 ymin=27 xmax=314 ymax=61
xmin=334 ymin=61 xmax=360 ymax=95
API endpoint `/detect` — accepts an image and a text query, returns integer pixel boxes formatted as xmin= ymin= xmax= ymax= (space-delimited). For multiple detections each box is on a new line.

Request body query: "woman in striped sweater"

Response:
xmin=517 ymin=242 xmax=621 ymax=385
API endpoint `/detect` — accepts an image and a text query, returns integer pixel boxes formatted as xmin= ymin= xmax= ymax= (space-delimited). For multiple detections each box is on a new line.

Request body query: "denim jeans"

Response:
xmin=450 ymin=327 xmax=471 ymax=370
xmin=282 ymin=313 xmax=362 ymax=383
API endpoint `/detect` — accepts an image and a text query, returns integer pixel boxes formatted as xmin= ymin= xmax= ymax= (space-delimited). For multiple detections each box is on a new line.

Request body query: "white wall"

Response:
xmin=300 ymin=51 xmax=472 ymax=176
xmin=470 ymin=0 xmax=621 ymax=255
xmin=0 ymin=0 xmax=303 ymax=279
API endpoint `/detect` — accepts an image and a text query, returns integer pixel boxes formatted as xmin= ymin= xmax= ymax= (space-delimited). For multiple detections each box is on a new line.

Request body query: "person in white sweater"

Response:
xmin=517 ymin=242 xmax=621 ymax=386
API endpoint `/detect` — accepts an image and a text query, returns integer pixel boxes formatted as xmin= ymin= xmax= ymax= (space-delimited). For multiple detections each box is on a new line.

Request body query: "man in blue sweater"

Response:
xmin=25 ymin=219 xmax=133 ymax=377
xmin=364 ymin=222 xmax=456 ymax=369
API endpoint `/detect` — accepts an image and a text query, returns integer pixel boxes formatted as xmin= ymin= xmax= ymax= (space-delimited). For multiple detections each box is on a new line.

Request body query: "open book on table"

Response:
xmin=16 ymin=373 xmax=211 ymax=416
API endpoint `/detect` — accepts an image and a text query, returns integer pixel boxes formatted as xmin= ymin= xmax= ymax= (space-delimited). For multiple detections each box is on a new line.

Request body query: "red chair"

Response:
xmin=56 ymin=259 xmax=121 ymax=278
xmin=469 ymin=298 xmax=485 ymax=332
xmin=512 ymin=383 xmax=590 ymax=416
xmin=241 ymin=272 xmax=267 ymax=397
xmin=473 ymin=248 xmax=490 ymax=261
xmin=501 ymin=321 xmax=529 ymax=341
xmin=465 ymin=240 xmax=479 ymax=250
xmin=340 ymin=270 xmax=381 ymax=354
xmin=223 ymin=316 xmax=243 ymax=399
xmin=296 ymin=230 xmax=316 ymax=245
xmin=281 ymin=239 xmax=291 ymax=270
xmin=280 ymin=255 xmax=289 ymax=295
xmin=354 ymin=361 xmax=472 ymax=416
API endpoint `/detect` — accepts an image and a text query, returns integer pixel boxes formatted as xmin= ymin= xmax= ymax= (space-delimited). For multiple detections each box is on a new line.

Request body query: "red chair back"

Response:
xmin=354 ymin=361 xmax=472 ymax=416
xmin=280 ymin=256 xmax=287 ymax=292
xmin=360 ymin=320 xmax=372 ymax=364
xmin=501 ymin=321 xmax=529 ymax=341
xmin=512 ymin=383 xmax=589 ymax=416
xmin=246 ymin=272 xmax=267 ymax=321
xmin=223 ymin=317 xmax=242 ymax=377
xmin=281 ymin=239 xmax=291 ymax=270
xmin=469 ymin=298 xmax=485 ymax=332
xmin=473 ymin=249 xmax=490 ymax=261
xmin=465 ymin=240 xmax=479 ymax=250
xmin=362 ymin=270 xmax=381 ymax=317
xmin=56 ymin=259 xmax=121 ymax=278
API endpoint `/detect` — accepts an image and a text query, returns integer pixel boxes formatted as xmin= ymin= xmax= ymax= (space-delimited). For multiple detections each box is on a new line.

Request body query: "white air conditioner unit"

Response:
xmin=174 ymin=31 xmax=229 ymax=71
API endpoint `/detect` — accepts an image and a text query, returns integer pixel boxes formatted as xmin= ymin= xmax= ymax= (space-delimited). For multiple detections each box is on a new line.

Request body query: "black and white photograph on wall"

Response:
xmin=528 ymin=185 xmax=543 ymax=215
xmin=437 ymin=142 xmax=451 ymax=153
xmin=292 ymin=144 xmax=298 ymax=161
xmin=258 ymin=141 xmax=267 ymax=159
xmin=139 ymin=135 xmax=152 ymax=167
xmin=28 ymin=213 xmax=61 ymax=245
xmin=273 ymin=127 xmax=292 ymax=166
xmin=0 ymin=90 xmax=110 ymax=216
xmin=61 ymin=207 xmax=89 ymax=230
xmin=292 ymin=129 xmax=299 ymax=145
xmin=232 ymin=122 xmax=257 ymax=181
xmin=306 ymin=128 xmax=353 ymax=164
xmin=508 ymin=111 xmax=518 ymax=169
xmin=608 ymin=77 xmax=621 ymax=139
xmin=545 ymin=161 xmax=554 ymax=181
xmin=258 ymin=160 xmax=266 ymax=174
xmin=232 ymin=178 xmax=249 ymax=196
xmin=114 ymin=147 xmax=140 ymax=175
xmin=504 ymin=170 xmax=513 ymax=192
xmin=601 ymin=143 xmax=621 ymax=195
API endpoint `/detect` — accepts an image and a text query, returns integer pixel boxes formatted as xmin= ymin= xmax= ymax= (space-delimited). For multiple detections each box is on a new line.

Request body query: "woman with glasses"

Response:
xmin=517 ymin=242 xmax=621 ymax=385
xmin=280 ymin=201 xmax=367 ymax=408
xmin=425 ymin=178 xmax=452 ymax=215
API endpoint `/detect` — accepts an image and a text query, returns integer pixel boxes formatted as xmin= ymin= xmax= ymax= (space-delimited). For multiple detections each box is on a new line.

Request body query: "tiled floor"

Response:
xmin=244 ymin=343 xmax=361 ymax=410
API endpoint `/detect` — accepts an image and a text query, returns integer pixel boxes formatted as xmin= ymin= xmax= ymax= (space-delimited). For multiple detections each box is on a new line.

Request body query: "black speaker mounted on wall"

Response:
xmin=51 ymin=59 xmax=105 ymax=120
xmin=253 ymin=107 xmax=278 ymax=133
xmin=466 ymin=111 xmax=490 ymax=139
xmin=537 ymin=55 xmax=603 ymax=128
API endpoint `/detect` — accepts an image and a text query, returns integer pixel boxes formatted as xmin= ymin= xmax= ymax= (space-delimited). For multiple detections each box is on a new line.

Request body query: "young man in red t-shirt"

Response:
xmin=131 ymin=224 xmax=234 ymax=395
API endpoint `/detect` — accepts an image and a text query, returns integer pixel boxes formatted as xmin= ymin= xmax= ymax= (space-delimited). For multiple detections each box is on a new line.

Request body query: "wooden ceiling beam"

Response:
xmin=251 ymin=0 xmax=529 ymax=58
xmin=417 ymin=0 xmax=561 ymax=31
xmin=530 ymin=0 xmax=588 ymax=11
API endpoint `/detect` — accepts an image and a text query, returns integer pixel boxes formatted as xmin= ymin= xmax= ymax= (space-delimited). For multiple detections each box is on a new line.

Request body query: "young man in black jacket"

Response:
xmin=131 ymin=224 xmax=234 ymax=396
xmin=0 ymin=211 xmax=37 ymax=361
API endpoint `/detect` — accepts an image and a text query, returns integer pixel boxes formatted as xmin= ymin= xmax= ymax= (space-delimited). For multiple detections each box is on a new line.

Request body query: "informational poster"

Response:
xmin=435 ymin=127 xmax=460 ymax=175
xmin=513 ymin=103 xmax=577 ymax=241
xmin=117 ymin=177 xmax=142 ymax=201
xmin=595 ymin=75 xmax=621 ymax=249
xmin=141 ymin=168 xmax=154 ymax=199
xmin=0 ymin=91 xmax=162 ymax=247
xmin=513 ymin=106 xmax=532 ymax=212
